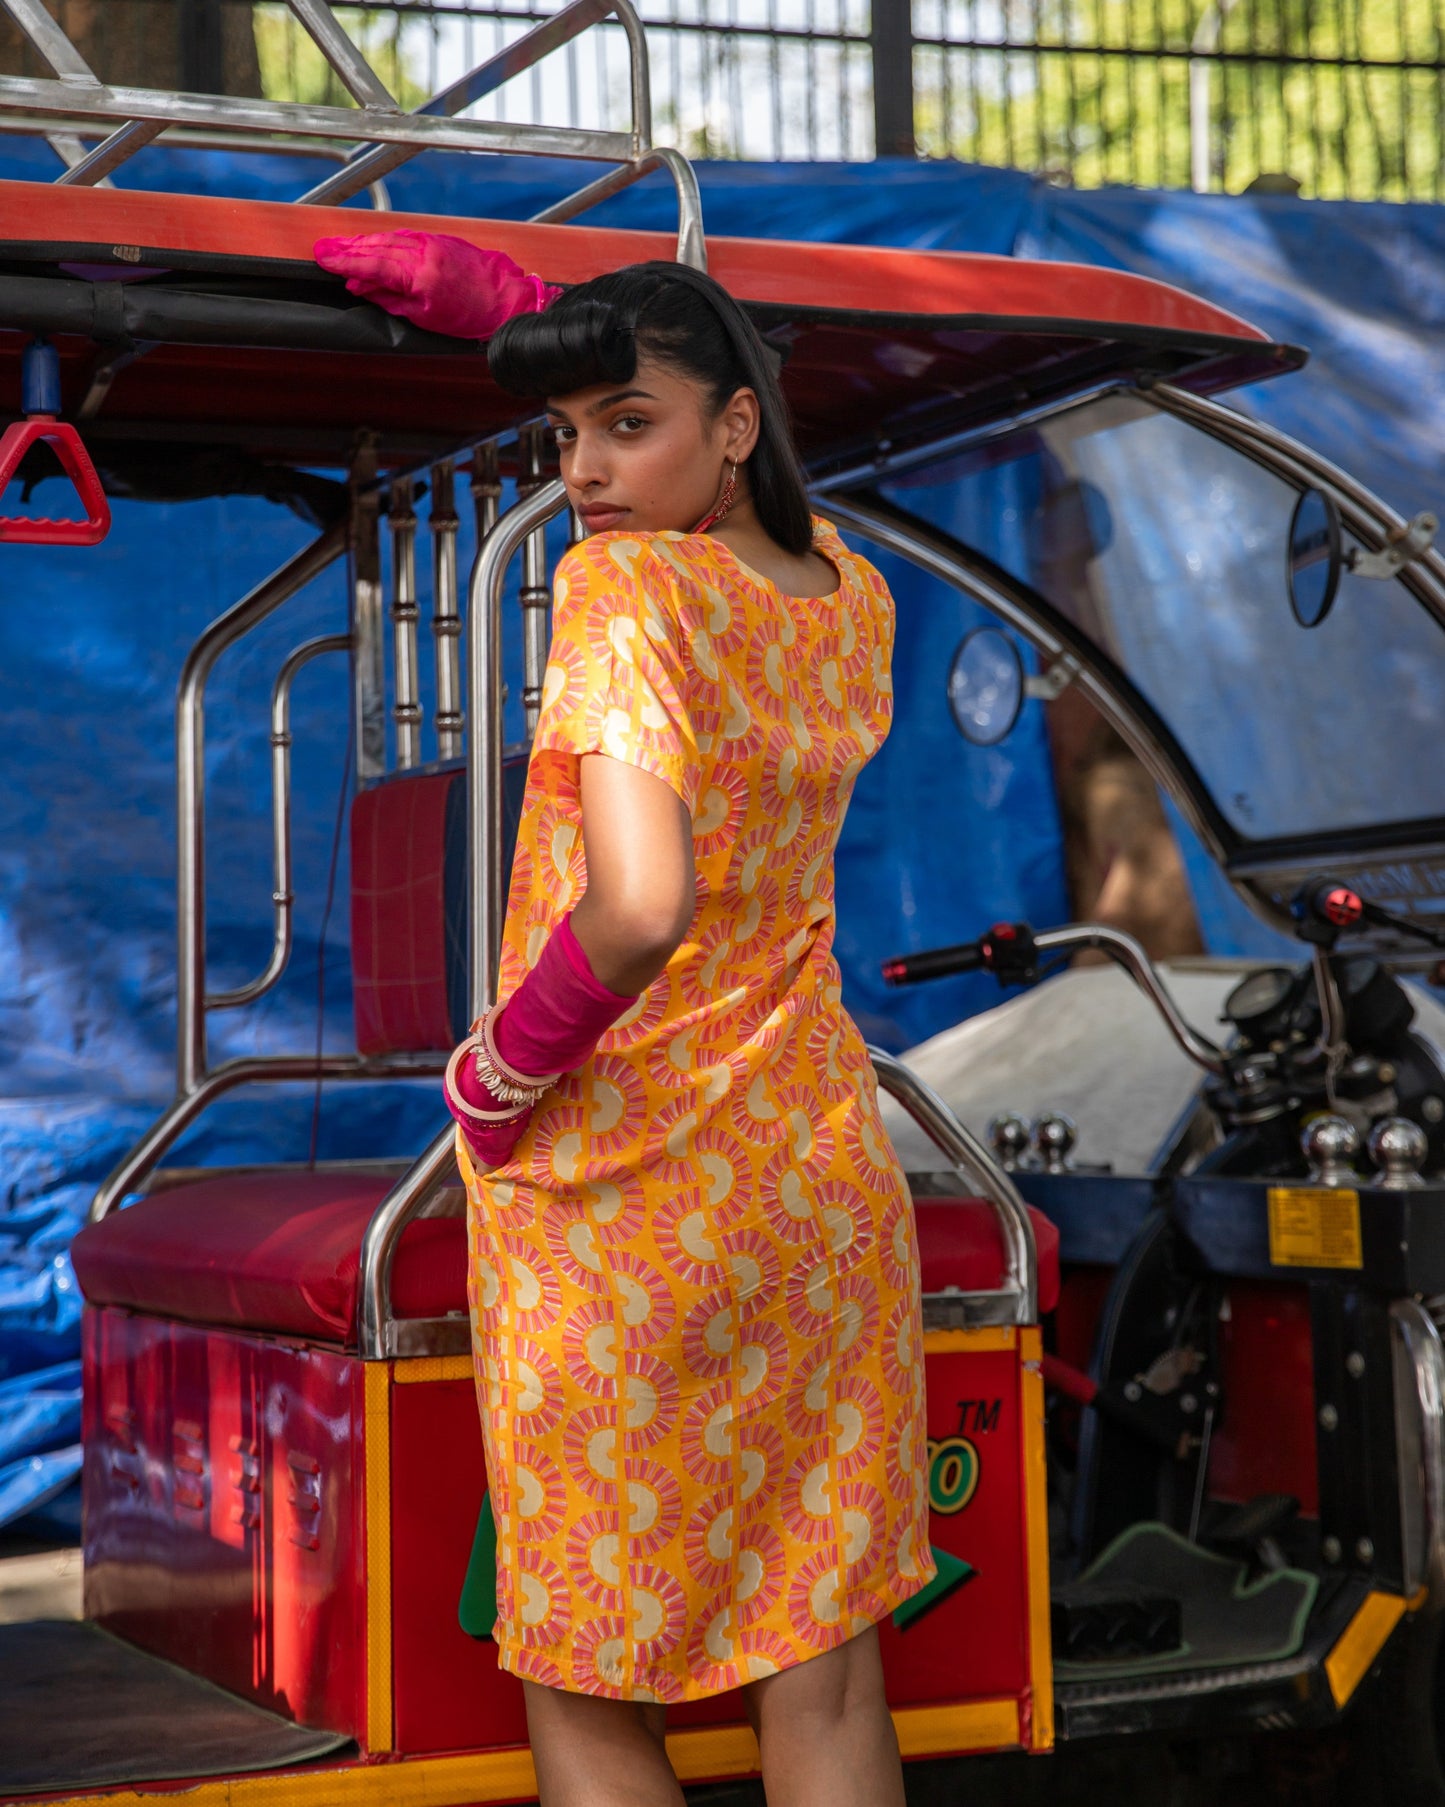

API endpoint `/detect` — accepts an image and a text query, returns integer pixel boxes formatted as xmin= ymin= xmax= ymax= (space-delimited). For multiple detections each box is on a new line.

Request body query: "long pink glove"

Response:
xmin=446 ymin=914 xmax=634 ymax=1170
xmin=313 ymin=230 xmax=559 ymax=342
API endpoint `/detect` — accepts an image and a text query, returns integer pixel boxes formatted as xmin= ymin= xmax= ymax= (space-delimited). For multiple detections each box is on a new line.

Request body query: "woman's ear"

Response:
xmin=722 ymin=387 xmax=761 ymax=464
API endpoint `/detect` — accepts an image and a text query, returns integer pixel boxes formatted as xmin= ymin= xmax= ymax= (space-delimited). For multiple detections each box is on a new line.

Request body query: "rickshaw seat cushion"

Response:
xmin=70 ymin=1170 xmax=467 ymax=1346
xmin=915 ymin=1198 xmax=1061 ymax=1315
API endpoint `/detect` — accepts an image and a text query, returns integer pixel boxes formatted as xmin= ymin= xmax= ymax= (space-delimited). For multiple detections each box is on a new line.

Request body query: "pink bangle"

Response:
xmin=444 ymin=1035 xmax=531 ymax=1125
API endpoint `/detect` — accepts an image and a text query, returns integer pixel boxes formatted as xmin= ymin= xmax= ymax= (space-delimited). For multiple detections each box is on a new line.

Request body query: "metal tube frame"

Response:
xmin=175 ymin=522 xmax=349 ymax=1095
xmin=467 ymin=480 xmax=570 ymax=1019
xmin=1148 ymin=381 xmax=1445 ymax=629
xmin=819 ymin=488 xmax=1239 ymax=876
xmin=431 ymin=460 xmax=464 ymax=763
xmin=0 ymin=0 xmax=689 ymax=227
xmin=1031 ymin=924 xmax=1227 ymax=1075
xmin=869 ymin=1047 xmax=1039 ymax=1325
xmin=207 ymin=633 xmax=351 ymax=1013
xmin=90 ymin=1052 xmax=444 ymax=1225
xmin=517 ymin=427 xmax=552 ymax=739
xmin=388 ymin=478 xmax=423 ymax=771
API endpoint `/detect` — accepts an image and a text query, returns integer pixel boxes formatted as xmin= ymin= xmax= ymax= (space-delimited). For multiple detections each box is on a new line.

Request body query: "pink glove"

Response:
xmin=446 ymin=915 xmax=634 ymax=1170
xmin=313 ymin=229 xmax=559 ymax=342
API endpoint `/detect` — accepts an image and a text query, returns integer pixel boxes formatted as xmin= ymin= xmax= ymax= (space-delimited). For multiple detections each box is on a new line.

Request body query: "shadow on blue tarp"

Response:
xmin=0 ymin=142 xmax=1439 ymax=1526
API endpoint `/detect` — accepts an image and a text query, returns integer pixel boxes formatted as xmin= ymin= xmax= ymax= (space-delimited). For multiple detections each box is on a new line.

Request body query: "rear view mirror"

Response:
xmin=948 ymin=625 xmax=1025 ymax=746
xmin=1286 ymin=487 xmax=1342 ymax=629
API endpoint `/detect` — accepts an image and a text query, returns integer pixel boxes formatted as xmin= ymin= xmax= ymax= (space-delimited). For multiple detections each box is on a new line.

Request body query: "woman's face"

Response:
xmin=546 ymin=353 xmax=758 ymax=536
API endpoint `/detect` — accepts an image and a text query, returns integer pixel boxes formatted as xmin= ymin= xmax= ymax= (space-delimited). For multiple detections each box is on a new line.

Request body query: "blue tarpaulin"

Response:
xmin=1 ymin=141 xmax=1441 ymax=1525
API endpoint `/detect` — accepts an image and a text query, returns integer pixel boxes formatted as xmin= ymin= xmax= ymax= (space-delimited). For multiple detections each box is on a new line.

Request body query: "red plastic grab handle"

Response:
xmin=0 ymin=415 xmax=111 ymax=545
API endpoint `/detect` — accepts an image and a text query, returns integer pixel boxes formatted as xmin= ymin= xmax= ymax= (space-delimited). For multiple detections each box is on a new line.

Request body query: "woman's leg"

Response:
xmin=740 ymin=1625 xmax=905 ymax=1807
xmin=522 ymin=1680 xmax=685 ymax=1807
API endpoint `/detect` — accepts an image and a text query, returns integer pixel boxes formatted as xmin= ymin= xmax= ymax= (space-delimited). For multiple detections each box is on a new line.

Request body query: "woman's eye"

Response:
xmin=614 ymin=414 xmax=647 ymax=434
xmin=549 ymin=423 xmax=575 ymax=445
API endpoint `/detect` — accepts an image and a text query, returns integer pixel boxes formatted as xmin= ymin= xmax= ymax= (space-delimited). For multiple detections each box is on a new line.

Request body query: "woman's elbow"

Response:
xmin=615 ymin=889 xmax=694 ymax=964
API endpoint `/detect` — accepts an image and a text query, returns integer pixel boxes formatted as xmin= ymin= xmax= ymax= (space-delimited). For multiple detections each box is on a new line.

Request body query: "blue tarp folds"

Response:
xmin=1 ymin=142 xmax=1441 ymax=1525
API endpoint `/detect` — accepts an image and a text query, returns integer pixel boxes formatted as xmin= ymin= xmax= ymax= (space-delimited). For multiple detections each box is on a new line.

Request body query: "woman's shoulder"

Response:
xmin=810 ymin=515 xmax=895 ymax=611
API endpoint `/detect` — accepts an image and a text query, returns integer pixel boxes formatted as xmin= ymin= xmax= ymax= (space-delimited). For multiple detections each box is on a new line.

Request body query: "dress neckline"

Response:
xmin=662 ymin=518 xmax=846 ymax=605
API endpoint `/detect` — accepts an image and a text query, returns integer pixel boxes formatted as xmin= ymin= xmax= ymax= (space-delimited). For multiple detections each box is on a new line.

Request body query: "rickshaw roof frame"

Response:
xmin=0 ymin=0 xmax=706 ymax=267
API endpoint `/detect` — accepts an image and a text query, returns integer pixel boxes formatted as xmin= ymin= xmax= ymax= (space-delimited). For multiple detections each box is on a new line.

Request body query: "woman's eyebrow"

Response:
xmin=586 ymin=388 xmax=656 ymax=415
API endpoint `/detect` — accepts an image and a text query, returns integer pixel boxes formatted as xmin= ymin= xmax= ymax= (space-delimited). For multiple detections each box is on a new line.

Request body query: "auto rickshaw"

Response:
xmin=1 ymin=2 xmax=1444 ymax=1801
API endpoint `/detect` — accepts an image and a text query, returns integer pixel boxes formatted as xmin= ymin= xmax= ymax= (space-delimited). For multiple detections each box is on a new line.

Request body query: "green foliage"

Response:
xmin=913 ymin=0 xmax=1445 ymax=197
xmin=253 ymin=3 xmax=427 ymax=109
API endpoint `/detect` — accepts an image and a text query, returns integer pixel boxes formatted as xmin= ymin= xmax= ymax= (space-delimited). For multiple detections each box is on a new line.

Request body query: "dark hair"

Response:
xmin=488 ymin=261 xmax=814 ymax=556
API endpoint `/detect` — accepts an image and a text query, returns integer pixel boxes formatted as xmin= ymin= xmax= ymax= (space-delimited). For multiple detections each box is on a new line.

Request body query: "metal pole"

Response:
xmin=518 ymin=427 xmax=551 ymax=740
xmin=431 ymin=460 xmax=464 ymax=761
xmin=867 ymin=1047 xmax=1038 ymax=1324
xmin=350 ymin=439 xmax=386 ymax=782
xmin=470 ymin=442 xmax=501 ymax=545
xmin=388 ymin=477 xmax=422 ymax=769
xmin=870 ymin=0 xmax=917 ymax=158
xmin=468 ymin=481 xmax=568 ymax=1020
xmin=174 ymin=524 xmax=349 ymax=1096
xmin=207 ymin=633 xmax=351 ymax=1013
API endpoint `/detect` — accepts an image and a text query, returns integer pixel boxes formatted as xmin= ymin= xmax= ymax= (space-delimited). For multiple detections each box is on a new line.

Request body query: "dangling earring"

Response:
xmin=691 ymin=458 xmax=738 ymax=535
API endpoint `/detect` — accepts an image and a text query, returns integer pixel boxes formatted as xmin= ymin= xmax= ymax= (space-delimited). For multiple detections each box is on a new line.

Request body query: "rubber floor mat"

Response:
xmin=1053 ymin=1522 xmax=1318 ymax=1680
xmin=0 ymin=1620 xmax=352 ymax=1792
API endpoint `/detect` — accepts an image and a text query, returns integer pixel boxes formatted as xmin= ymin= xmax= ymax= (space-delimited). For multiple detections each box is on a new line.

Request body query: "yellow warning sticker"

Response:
xmin=1267 ymin=1186 xmax=1363 ymax=1269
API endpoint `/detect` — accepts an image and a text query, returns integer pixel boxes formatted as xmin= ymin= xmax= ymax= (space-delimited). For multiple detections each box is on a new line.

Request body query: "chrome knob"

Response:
xmin=1302 ymin=1115 xmax=1362 ymax=1187
xmin=988 ymin=1113 xmax=1031 ymax=1172
xmin=1031 ymin=1111 xmax=1077 ymax=1174
xmin=1368 ymin=1117 xmax=1428 ymax=1190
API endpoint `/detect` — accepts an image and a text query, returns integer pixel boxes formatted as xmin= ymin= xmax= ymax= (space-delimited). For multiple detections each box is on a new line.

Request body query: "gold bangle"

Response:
xmin=445 ymin=1037 xmax=531 ymax=1125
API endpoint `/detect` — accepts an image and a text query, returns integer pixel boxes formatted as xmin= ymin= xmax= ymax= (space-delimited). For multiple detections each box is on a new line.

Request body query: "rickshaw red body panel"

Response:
xmin=82 ymin=1308 xmax=370 ymax=1741
xmin=76 ymin=1178 xmax=1054 ymax=1773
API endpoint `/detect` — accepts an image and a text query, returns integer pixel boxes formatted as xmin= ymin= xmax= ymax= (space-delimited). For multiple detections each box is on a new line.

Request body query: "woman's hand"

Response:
xmin=570 ymin=755 xmax=696 ymax=995
xmin=313 ymin=230 xmax=558 ymax=341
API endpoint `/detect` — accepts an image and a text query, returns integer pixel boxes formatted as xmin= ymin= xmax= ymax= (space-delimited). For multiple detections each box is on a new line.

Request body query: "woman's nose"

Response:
xmin=566 ymin=435 xmax=608 ymax=490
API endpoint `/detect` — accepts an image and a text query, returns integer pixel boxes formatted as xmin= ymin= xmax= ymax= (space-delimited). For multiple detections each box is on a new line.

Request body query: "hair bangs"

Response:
xmin=488 ymin=290 xmax=639 ymax=400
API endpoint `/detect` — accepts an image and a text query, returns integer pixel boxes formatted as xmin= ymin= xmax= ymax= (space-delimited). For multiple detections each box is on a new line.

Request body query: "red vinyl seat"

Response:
xmin=915 ymin=1198 xmax=1061 ymax=1315
xmin=70 ymin=1170 xmax=467 ymax=1348
xmin=71 ymin=1175 xmax=1061 ymax=1346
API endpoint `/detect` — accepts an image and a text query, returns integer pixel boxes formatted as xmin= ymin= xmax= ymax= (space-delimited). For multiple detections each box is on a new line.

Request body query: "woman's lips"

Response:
xmin=578 ymin=504 xmax=627 ymax=531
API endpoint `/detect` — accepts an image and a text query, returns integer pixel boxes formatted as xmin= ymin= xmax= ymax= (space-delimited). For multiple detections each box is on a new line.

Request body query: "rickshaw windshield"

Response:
xmin=891 ymin=391 xmax=1445 ymax=843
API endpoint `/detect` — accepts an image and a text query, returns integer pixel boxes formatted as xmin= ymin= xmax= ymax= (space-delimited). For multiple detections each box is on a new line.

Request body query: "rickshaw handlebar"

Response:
xmin=883 ymin=920 xmax=1227 ymax=1077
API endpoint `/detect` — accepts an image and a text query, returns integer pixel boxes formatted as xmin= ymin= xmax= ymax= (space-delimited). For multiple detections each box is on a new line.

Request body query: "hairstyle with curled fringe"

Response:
xmin=487 ymin=261 xmax=814 ymax=556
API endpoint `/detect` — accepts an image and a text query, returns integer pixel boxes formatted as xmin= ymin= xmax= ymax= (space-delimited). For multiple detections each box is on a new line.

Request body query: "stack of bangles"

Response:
xmin=443 ymin=1005 xmax=560 ymax=1127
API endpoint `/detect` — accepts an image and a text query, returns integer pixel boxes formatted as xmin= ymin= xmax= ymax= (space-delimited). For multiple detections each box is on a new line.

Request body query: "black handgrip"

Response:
xmin=881 ymin=942 xmax=985 ymax=985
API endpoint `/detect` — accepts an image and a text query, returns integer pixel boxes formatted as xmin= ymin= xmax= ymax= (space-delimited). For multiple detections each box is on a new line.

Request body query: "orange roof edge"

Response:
xmin=0 ymin=176 xmax=1270 ymax=345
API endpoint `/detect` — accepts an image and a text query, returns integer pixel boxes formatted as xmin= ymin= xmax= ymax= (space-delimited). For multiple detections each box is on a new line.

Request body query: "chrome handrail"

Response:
xmin=175 ymin=522 xmax=350 ymax=1095
xmin=358 ymin=1123 xmax=459 ymax=1359
xmin=89 ymin=1051 xmax=445 ymax=1223
xmin=207 ymin=634 xmax=351 ymax=1013
xmin=868 ymin=1046 xmax=1039 ymax=1325
xmin=468 ymin=479 xmax=570 ymax=1017
xmin=533 ymin=146 xmax=708 ymax=272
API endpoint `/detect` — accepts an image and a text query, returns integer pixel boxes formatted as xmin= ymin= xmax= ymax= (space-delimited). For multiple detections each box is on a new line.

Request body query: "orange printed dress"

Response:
xmin=458 ymin=517 xmax=933 ymax=1701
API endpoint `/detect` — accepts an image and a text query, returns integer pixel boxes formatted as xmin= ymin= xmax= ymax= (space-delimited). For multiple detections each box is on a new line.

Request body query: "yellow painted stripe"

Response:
xmin=364 ymin=1361 xmax=393 ymax=1754
xmin=23 ymin=1698 xmax=1028 ymax=1807
xmin=923 ymin=1326 xmax=1018 ymax=1355
xmin=1018 ymin=1325 xmax=1054 ymax=1751
xmin=19 ymin=1747 xmax=537 ymax=1807
xmin=394 ymin=1355 xmax=472 ymax=1385
xmin=666 ymin=1722 xmax=760 ymax=1780
xmin=893 ymin=1696 xmax=1021 ymax=1757
xmin=1326 ymin=1590 xmax=1408 ymax=1708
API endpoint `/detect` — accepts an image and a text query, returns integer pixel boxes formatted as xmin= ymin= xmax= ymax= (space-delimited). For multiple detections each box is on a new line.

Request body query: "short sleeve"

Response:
xmin=531 ymin=535 xmax=701 ymax=810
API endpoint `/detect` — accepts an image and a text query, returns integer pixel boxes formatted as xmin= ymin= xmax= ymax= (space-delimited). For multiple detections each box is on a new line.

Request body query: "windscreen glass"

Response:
xmin=888 ymin=392 xmax=1445 ymax=842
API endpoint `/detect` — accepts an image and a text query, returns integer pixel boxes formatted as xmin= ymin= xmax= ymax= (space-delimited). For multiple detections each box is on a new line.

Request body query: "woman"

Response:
xmin=436 ymin=257 xmax=933 ymax=1807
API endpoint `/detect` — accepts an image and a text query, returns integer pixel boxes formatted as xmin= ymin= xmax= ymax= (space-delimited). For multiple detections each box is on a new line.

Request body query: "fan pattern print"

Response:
xmin=458 ymin=519 xmax=933 ymax=1701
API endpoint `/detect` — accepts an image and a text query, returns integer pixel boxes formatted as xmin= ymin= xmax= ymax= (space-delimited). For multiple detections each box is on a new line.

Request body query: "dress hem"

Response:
xmin=491 ymin=1559 xmax=940 ymax=1703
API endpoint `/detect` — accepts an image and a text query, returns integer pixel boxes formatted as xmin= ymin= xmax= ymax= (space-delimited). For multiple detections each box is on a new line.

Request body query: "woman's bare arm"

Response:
xmin=568 ymin=753 xmax=695 ymax=995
